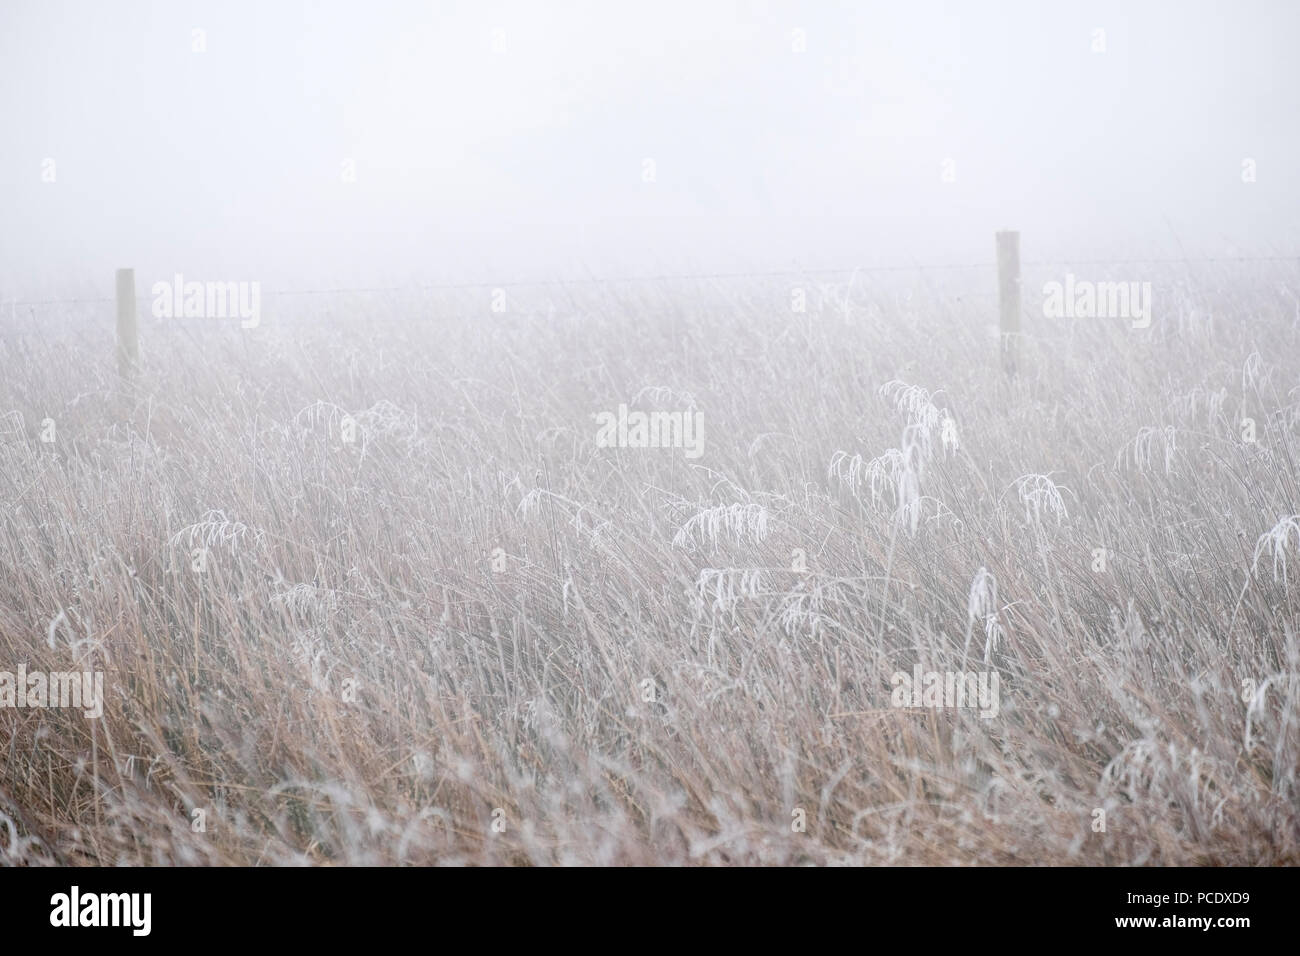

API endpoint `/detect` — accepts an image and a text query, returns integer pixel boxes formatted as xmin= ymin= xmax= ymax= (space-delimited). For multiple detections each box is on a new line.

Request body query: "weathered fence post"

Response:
xmin=996 ymin=230 xmax=1020 ymax=376
xmin=115 ymin=268 xmax=138 ymax=376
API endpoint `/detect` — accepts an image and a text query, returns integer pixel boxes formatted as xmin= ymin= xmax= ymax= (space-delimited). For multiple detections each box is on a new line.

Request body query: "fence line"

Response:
xmin=7 ymin=253 xmax=1300 ymax=309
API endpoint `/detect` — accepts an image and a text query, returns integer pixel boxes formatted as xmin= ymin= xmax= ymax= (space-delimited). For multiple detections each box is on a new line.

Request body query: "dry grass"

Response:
xmin=1 ymin=267 xmax=1298 ymax=865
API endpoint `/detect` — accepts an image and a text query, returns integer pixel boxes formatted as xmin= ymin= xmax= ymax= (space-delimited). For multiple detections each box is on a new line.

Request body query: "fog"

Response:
xmin=2 ymin=0 xmax=1297 ymax=297
xmin=4 ymin=2 xmax=1300 ymax=877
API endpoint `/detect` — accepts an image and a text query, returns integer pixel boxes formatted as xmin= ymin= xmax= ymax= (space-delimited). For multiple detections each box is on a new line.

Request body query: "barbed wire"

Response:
xmin=6 ymin=253 xmax=1299 ymax=308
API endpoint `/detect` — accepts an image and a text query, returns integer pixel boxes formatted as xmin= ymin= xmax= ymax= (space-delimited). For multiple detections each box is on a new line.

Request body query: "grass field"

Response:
xmin=1 ymin=267 xmax=1297 ymax=865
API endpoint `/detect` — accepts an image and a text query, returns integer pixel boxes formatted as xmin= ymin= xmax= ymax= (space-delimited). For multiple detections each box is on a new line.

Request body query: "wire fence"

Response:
xmin=5 ymin=253 xmax=1299 ymax=310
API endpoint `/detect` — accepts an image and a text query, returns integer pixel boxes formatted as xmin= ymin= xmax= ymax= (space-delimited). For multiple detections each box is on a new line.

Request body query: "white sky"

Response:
xmin=2 ymin=0 xmax=1297 ymax=295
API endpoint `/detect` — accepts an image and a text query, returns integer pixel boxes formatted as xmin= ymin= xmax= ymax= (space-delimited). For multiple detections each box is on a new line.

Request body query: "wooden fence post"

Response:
xmin=996 ymin=230 xmax=1020 ymax=376
xmin=115 ymin=268 xmax=138 ymax=376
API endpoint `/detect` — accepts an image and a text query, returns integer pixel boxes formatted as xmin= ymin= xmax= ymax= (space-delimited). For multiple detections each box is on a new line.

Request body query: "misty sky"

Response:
xmin=2 ymin=0 xmax=1297 ymax=297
